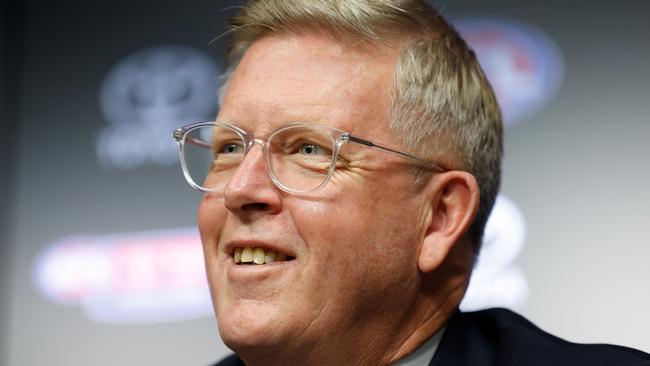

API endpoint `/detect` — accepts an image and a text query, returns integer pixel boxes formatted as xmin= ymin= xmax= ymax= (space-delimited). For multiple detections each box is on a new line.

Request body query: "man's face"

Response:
xmin=199 ymin=33 xmax=432 ymax=357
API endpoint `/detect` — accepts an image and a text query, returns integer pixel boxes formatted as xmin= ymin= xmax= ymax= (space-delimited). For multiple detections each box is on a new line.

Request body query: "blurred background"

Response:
xmin=1 ymin=0 xmax=648 ymax=365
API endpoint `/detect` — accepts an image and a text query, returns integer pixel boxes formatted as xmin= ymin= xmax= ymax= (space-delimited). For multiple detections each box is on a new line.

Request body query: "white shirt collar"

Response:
xmin=392 ymin=326 xmax=446 ymax=366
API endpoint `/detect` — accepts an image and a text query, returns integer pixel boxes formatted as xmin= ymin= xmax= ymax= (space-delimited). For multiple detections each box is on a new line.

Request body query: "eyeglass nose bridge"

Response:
xmin=242 ymin=136 xmax=268 ymax=155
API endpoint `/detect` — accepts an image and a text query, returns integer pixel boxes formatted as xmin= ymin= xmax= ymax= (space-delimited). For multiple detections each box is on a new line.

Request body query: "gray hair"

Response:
xmin=219 ymin=0 xmax=503 ymax=253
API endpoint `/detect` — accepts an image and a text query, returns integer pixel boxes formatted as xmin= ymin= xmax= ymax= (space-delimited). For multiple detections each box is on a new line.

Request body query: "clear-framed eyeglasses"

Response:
xmin=173 ymin=121 xmax=446 ymax=194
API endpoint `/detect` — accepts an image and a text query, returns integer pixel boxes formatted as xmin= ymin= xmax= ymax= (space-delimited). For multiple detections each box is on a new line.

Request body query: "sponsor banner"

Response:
xmin=33 ymin=228 xmax=212 ymax=323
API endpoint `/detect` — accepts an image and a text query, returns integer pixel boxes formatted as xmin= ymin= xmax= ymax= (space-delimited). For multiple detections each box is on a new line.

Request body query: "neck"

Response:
xmin=388 ymin=273 xmax=467 ymax=363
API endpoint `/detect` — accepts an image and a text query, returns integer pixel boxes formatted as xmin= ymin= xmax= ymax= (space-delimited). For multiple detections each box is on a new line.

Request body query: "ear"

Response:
xmin=418 ymin=171 xmax=480 ymax=273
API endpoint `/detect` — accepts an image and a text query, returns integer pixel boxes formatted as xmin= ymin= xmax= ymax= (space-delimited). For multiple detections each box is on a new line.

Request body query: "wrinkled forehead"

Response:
xmin=218 ymin=31 xmax=402 ymax=139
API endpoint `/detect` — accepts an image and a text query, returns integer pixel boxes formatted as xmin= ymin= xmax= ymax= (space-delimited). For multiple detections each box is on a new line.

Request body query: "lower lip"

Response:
xmin=226 ymin=257 xmax=297 ymax=282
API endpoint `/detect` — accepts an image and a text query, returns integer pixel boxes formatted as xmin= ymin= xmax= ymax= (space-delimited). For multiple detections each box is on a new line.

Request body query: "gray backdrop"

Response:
xmin=1 ymin=0 xmax=649 ymax=365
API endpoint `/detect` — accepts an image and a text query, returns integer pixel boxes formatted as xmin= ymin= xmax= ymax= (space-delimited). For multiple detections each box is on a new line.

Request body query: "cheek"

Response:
xmin=288 ymin=194 xmax=421 ymax=322
xmin=290 ymin=193 xmax=412 ymax=273
xmin=289 ymin=197 xmax=367 ymax=245
xmin=198 ymin=195 xmax=224 ymax=228
xmin=198 ymin=195 xmax=228 ymax=253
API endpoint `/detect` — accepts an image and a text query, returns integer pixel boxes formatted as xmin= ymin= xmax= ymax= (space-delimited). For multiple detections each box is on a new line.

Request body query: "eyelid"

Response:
xmin=279 ymin=137 xmax=331 ymax=151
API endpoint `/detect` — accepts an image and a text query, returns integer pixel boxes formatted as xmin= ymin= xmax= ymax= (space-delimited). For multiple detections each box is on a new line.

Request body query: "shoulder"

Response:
xmin=209 ymin=354 xmax=244 ymax=366
xmin=431 ymin=308 xmax=650 ymax=366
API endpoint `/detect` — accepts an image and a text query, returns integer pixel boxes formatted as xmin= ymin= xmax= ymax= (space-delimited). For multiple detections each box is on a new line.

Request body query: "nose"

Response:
xmin=222 ymin=141 xmax=283 ymax=218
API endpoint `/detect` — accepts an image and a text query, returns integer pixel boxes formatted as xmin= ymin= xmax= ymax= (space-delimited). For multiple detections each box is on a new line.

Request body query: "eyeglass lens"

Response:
xmin=182 ymin=125 xmax=338 ymax=192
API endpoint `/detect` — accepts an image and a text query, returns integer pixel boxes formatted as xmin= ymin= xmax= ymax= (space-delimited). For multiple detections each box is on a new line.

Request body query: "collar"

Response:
xmin=393 ymin=326 xmax=447 ymax=366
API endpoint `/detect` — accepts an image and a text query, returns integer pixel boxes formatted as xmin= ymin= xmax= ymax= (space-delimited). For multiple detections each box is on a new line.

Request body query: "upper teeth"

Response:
xmin=234 ymin=247 xmax=288 ymax=265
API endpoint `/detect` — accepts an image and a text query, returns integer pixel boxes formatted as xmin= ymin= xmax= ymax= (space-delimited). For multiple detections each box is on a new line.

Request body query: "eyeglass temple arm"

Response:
xmin=174 ymin=128 xmax=212 ymax=149
xmin=346 ymin=135 xmax=445 ymax=171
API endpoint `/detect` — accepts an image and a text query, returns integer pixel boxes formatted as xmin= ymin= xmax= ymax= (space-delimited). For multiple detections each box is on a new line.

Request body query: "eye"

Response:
xmin=217 ymin=142 xmax=244 ymax=154
xmin=298 ymin=143 xmax=327 ymax=155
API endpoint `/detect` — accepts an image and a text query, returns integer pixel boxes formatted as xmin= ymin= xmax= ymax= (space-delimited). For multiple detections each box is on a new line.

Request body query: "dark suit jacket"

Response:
xmin=212 ymin=308 xmax=650 ymax=365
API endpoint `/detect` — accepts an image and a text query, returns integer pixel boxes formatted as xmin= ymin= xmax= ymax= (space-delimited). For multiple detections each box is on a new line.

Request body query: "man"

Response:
xmin=173 ymin=1 xmax=650 ymax=365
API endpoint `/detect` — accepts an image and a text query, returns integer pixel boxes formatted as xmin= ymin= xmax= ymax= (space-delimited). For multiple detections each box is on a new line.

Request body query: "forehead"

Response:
xmin=219 ymin=32 xmax=400 ymax=138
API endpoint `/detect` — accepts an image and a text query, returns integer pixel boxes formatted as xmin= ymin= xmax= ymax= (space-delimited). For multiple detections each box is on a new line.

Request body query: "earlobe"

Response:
xmin=417 ymin=171 xmax=480 ymax=273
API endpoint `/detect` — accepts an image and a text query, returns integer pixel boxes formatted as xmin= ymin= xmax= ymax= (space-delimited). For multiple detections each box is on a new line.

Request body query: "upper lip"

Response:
xmin=224 ymin=240 xmax=296 ymax=258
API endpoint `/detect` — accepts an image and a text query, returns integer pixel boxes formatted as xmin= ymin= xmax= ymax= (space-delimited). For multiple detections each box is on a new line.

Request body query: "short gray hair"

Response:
xmin=220 ymin=0 xmax=503 ymax=253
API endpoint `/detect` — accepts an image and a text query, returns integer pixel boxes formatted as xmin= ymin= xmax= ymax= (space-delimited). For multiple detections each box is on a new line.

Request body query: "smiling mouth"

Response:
xmin=233 ymin=247 xmax=295 ymax=265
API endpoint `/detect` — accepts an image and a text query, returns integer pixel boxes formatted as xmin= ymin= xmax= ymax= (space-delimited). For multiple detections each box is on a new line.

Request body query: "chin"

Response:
xmin=216 ymin=298 xmax=292 ymax=353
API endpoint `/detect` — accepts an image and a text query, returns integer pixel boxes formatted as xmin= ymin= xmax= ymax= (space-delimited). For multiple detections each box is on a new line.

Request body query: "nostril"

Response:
xmin=241 ymin=202 xmax=270 ymax=211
